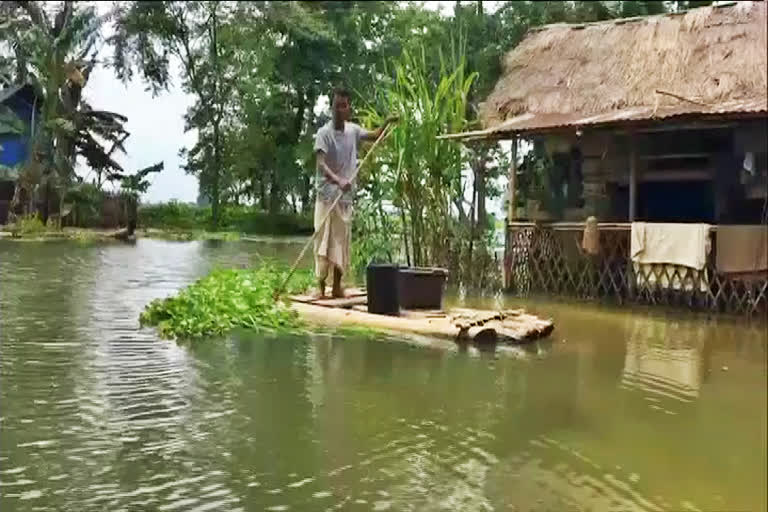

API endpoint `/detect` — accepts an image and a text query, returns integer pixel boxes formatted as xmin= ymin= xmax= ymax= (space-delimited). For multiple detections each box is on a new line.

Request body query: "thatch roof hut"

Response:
xmin=446 ymin=1 xmax=767 ymax=140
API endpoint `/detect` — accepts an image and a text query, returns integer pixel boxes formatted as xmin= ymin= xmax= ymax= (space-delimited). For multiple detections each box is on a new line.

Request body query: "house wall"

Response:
xmin=0 ymin=88 xmax=36 ymax=177
xmin=0 ymin=135 xmax=27 ymax=171
xmin=535 ymin=119 xmax=768 ymax=224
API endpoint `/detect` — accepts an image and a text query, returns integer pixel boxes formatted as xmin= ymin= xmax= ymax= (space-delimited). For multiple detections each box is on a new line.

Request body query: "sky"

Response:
xmin=80 ymin=1 xmax=505 ymax=208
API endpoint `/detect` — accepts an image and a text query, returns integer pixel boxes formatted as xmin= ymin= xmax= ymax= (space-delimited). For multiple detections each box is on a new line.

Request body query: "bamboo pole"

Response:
xmin=629 ymin=134 xmax=638 ymax=222
xmin=274 ymin=124 xmax=394 ymax=301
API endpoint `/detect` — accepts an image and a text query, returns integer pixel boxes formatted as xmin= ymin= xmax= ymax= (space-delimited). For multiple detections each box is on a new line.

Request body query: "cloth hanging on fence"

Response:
xmin=581 ymin=216 xmax=600 ymax=256
xmin=630 ymin=222 xmax=711 ymax=270
xmin=631 ymin=223 xmax=712 ymax=292
xmin=715 ymin=225 xmax=768 ymax=275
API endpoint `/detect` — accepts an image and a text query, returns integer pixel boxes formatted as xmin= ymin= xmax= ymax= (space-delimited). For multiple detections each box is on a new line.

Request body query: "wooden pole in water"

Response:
xmin=274 ymin=124 xmax=394 ymax=301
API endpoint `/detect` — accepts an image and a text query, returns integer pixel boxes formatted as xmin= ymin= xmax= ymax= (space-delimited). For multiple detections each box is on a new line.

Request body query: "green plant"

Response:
xmin=350 ymin=198 xmax=398 ymax=282
xmin=358 ymin=33 xmax=481 ymax=283
xmin=139 ymin=261 xmax=315 ymax=340
xmin=137 ymin=202 xmax=313 ymax=235
xmin=63 ymin=183 xmax=103 ymax=227
xmin=15 ymin=213 xmax=46 ymax=235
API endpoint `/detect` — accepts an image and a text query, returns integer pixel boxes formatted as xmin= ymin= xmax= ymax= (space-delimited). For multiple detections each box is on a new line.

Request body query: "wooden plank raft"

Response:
xmin=287 ymin=291 xmax=554 ymax=345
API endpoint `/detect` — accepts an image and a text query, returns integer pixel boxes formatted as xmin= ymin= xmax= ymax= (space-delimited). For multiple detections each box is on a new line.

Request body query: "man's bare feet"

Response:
xmin=314 ymin=280 xmax=326 ymax=299
xmin=331 ymin=267 xmax=344 ymax=298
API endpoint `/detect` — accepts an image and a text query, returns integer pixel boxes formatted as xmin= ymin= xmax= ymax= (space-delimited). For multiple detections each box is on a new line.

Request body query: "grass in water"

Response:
xmin=140 ymin=261 xmax=315 ymax=340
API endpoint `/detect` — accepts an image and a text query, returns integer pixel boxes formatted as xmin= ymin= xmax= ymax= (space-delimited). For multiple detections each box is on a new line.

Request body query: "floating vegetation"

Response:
xmin=140 ymin=261 xmax=315 ymax=340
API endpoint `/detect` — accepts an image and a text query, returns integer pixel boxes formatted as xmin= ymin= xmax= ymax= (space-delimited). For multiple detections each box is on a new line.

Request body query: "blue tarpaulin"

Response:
xmin=0 ymin=84 xmax=37 ymax=179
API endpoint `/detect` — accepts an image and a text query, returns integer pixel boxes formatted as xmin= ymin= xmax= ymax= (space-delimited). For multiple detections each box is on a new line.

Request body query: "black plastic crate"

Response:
xmin=398 ymin=267 xmax=448 ymax=309
xmin=366 ymin=263 xmax=400 ymax=315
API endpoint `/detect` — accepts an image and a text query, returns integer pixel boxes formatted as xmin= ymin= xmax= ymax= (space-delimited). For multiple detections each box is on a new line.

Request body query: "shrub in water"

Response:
xmin=140 ymin=262 xmax=315 ymax=340
xmin=15 ymin=213 xmax=46 ymax=235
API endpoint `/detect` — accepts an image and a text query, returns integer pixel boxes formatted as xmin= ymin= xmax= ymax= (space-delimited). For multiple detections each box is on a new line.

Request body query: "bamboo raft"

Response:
xmin=289 ymin=289 xmax=554 ymax=345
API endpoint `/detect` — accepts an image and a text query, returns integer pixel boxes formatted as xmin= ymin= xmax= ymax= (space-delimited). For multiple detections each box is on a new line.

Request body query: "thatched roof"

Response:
xmin=446 ymin=2 xmax=767 ymax=140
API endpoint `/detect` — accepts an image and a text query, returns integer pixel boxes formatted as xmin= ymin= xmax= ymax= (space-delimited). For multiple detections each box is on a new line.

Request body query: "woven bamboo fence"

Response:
xmin=504 ymin=222 xmax=767 ymax=318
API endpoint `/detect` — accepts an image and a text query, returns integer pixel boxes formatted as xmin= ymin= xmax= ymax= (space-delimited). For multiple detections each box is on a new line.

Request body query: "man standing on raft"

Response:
xmin=313 ymin=86 xmax=397 ymax=298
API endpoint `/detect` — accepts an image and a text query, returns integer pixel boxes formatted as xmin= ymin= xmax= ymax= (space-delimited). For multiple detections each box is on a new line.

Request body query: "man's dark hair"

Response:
xmin=332 ymin=86 xmax=351 ymax=102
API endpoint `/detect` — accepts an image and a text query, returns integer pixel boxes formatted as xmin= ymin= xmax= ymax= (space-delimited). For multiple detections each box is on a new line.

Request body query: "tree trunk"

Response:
xmin=259 ymin=176 xmax=267 ymax=211
xmin=210 ymin=4 xmax=221 ymax=229
xmin=41 ymin=180 xmax=51 ymax=225
xmin=467 ymin=171 xmax=478 ymax=285
xmin=400 ymin=207 xmax=411 ymax=267
xmin=128 ymin=195 xmax=137 ymax=235
xmin=476 ymin=162 xmax=487 ymax=231
xmin=301 ymin=173 xmax=311 ymax=215
xmin=269 ymin=169 xmax=280 ymax=214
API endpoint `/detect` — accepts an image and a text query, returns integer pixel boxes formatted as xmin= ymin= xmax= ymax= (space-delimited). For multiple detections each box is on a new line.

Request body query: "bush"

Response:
xmin=63 ymin=183 xmax=106 ymax=228
xmin=138 ymin=202 xmax=313 ymax=235
xmin=138 ymin=201 xmax=206 ymax=230
xmin=15 ymin=213 xmax=46 ymax=235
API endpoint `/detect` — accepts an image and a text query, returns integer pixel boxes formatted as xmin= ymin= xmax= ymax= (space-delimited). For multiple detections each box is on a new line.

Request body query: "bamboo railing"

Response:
xmin=504 ymin=222 xmax=767 ymax=317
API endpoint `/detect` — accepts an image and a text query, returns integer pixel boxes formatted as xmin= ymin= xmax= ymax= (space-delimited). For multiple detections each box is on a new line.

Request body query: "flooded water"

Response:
xmin=1 ymin=238 xmax=765 ymax=511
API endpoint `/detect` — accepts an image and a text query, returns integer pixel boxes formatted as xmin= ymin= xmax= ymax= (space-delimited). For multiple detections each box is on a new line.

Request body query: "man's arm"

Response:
xmin=360 ymin=114 xmax=400 ymax=142
xmin=317 ymin=151 xmax=351 ymax=191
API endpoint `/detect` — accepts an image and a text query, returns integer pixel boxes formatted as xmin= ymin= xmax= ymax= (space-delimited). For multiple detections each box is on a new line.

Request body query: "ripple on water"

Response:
xmin=1 ymin=240 xmax=763 ymax=512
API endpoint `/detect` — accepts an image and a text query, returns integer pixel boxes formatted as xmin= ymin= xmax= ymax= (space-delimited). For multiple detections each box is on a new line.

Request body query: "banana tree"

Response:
xmin=0 ymin=1 xmax=122 ymax=222
xmin=111 ymin=161 xmax=164 ymax=234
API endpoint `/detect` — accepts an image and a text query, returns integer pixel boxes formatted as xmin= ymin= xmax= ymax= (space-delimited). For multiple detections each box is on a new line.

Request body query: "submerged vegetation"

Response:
xmin=139 ymin=262 xmax=316 ymax=340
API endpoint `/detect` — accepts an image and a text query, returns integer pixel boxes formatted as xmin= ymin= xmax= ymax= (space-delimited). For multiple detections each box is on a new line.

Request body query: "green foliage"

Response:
xmin=1 ymin=1 xmax=129 ymax=219
xmin=138 ymin=202 xmax=313 ymax=235
xmin=14 ymin=213 xmax=46 ymax=235
xmin=63 ymin=182 xmax=103 ymax=227
xmin=360 ymin=34 xmax=476 ymax=270
xmin=349 ymin=198 xmax=398 ymax=282
xmin=0 ymin=105 xmax=25 ymax=135
xmin=138 ymin=202 xmax=208 ymax=230
xmin=139 ymin=262 xmax=315 ymax=340
xmin=114 ymin=162 xmax=164 ymax=197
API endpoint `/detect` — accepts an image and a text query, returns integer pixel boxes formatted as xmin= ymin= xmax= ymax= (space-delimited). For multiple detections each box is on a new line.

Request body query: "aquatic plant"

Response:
xmin=140 ymin=261 xmax=315 ymax=340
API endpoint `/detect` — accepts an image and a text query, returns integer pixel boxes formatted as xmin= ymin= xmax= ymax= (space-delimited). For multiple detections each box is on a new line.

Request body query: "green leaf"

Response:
xmin=0 ymin=105 xmax=25 ymax=135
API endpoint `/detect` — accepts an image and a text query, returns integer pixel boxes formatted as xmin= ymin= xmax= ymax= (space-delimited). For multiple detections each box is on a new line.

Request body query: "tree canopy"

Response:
xmin=1 ymin=0 xmax=692 ymax=282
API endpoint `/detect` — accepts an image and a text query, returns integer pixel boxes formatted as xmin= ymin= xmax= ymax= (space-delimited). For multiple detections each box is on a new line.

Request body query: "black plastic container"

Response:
xmin=398 ymin=267 xmax=448 ymax=309
xmin=366 ymin=264 xmax=400 ymax=315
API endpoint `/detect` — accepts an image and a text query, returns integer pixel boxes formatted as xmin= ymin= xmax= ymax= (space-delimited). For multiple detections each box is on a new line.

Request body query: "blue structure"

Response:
xmin=0 ymin=84 xmax=40 ymax=223
xmin=0 ymin=84 xmax=38 ymax=177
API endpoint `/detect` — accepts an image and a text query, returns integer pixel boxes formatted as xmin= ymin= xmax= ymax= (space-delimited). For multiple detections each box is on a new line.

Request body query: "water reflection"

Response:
xmin=621 ymin=317 xmax=705 ymax=407
xmin=0 ymin=240 xmax=765 ymax=512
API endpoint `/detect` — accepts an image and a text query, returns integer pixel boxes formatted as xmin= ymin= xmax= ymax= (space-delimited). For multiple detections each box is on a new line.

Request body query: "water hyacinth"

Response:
xmin=140 ymin=262 xmax=315 ymax=340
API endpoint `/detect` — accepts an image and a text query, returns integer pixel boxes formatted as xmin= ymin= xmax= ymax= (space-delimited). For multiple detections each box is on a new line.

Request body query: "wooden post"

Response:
xmin=627 ymin=133 xmax=638 ymax=302
xmin=629 ymin=134 xmax=638 ymax=222
xmin=504 ymin=136 xmax=519 ymax=291
xmin=508 ymin=136 xmax=518 ymax=221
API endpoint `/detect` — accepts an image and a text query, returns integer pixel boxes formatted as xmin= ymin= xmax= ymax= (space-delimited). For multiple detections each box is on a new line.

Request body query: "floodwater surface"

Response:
xmin=1 ymin=239 xmax=766 ymax=511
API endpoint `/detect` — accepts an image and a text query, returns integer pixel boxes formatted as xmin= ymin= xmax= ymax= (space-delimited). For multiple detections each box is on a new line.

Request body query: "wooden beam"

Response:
xmin=616 ymin=122 xmax=735 ymax=134
xmin=640 ymin=152 xmax=711 ymax=161
xmin=641 ymin=170 xmax=712 ymax=182
xmin=608 ymin=169 xmax=713 ymax=185
xmin=508 ymin=137 xmax=518 ymax=221
xmin=629 ymin=134 xmax=638 ymax=221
